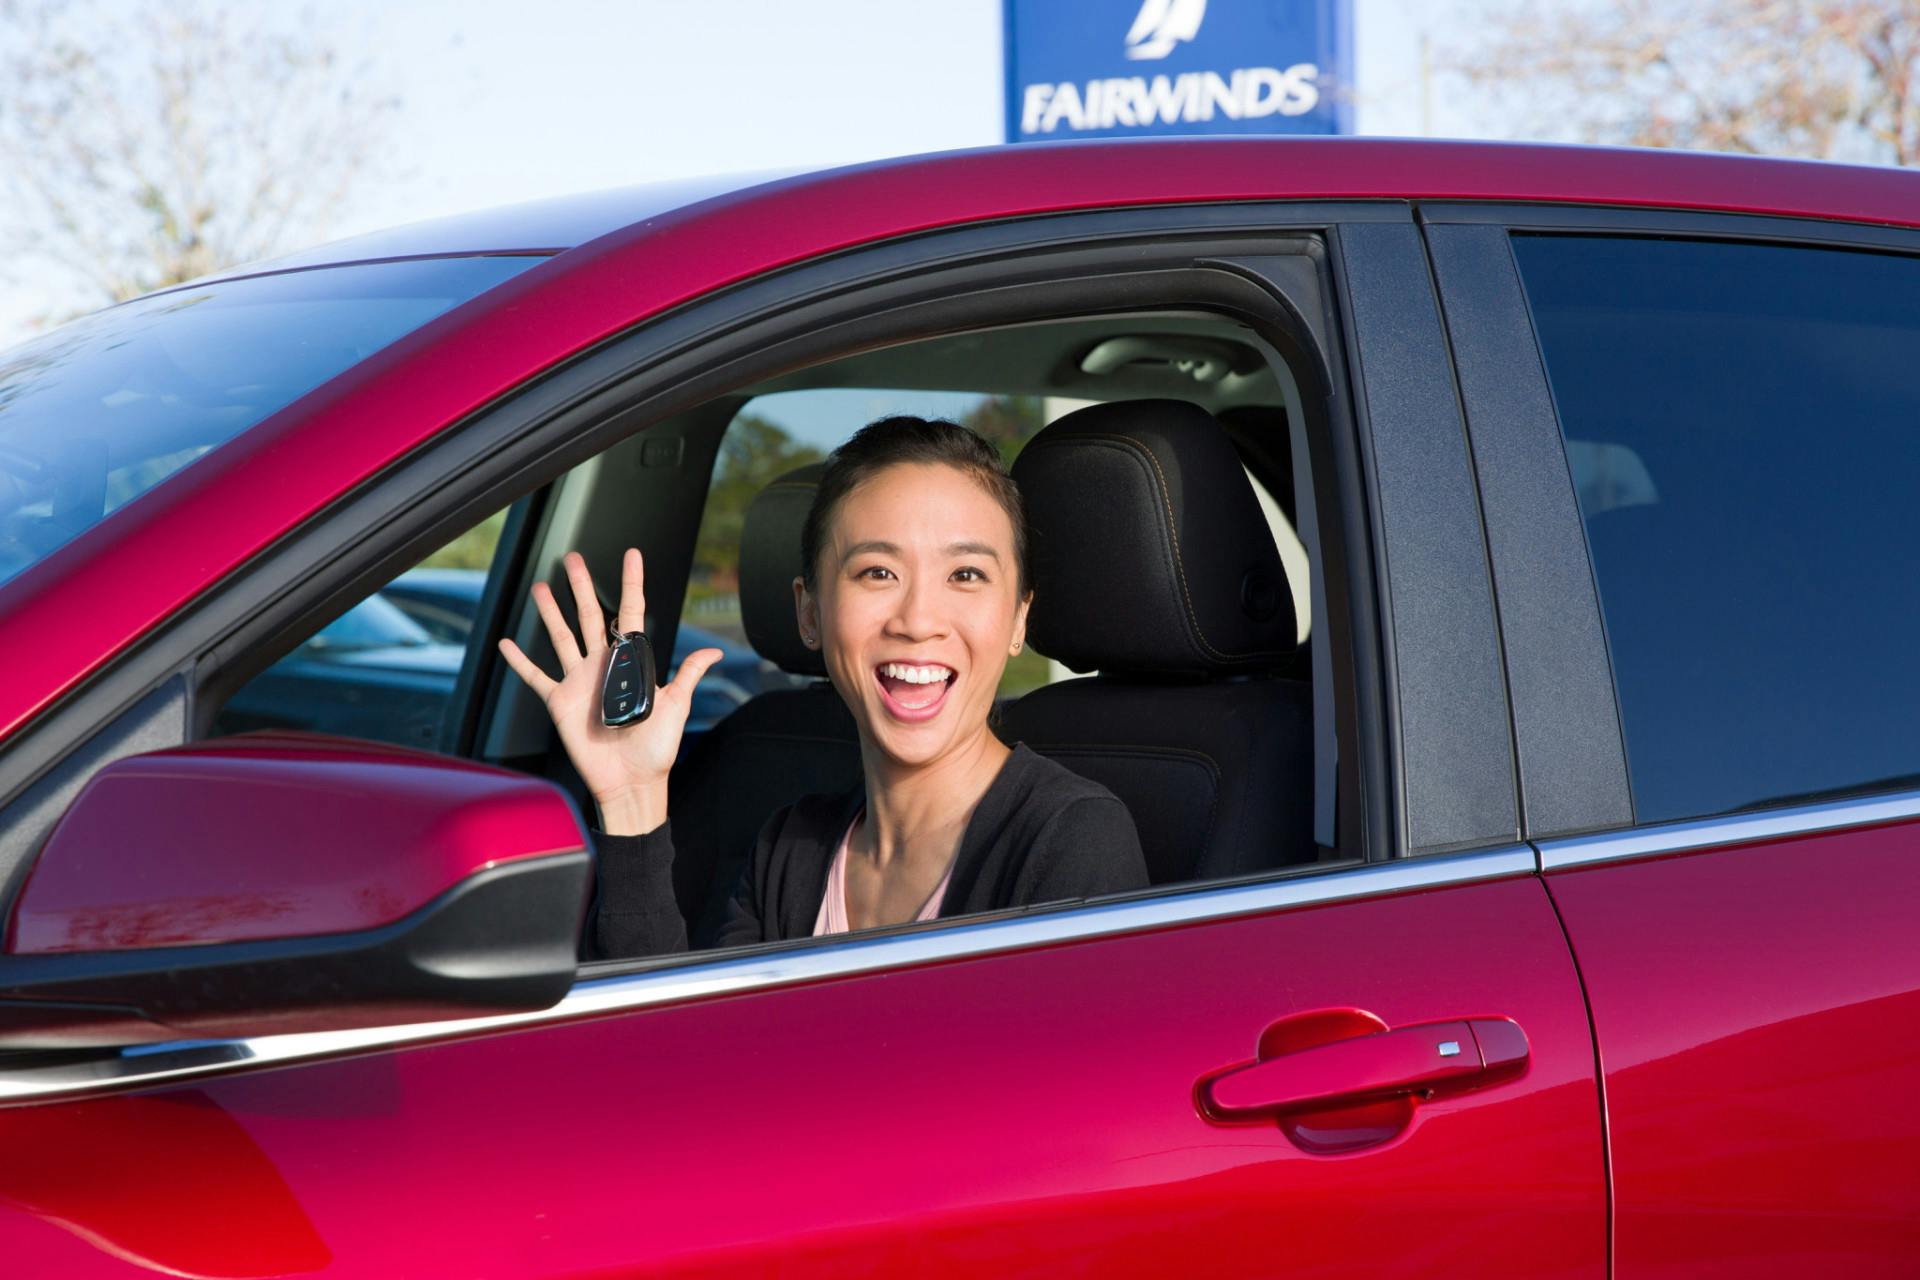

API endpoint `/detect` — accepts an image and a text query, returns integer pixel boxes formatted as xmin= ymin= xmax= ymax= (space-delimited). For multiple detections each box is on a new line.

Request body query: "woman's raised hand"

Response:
xmin=497 ymin=547 xmax=723 ymax=835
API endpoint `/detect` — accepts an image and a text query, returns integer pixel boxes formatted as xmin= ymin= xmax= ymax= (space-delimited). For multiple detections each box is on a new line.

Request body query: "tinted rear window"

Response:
xmin=1514 ymin=234 xmax=1920 ymax=822
xmin=0 ymin=255 xmax=539 ymax=586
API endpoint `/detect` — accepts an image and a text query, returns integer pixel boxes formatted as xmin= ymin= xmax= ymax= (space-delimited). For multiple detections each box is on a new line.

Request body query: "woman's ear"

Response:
xmin=1010 ymin=588 xmax=1033 ymax=655
xmin=793 ymin=577 xmax=820 ymax=649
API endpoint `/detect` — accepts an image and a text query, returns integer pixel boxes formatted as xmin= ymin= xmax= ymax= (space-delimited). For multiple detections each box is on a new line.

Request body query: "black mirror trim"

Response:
xmin=0 ymin=850 xmax=588 ymax=1049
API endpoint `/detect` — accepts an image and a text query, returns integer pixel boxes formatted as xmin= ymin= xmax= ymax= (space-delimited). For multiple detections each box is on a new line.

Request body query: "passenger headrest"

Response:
xmin=1012 ymin=399 xmax=1296 ymax=676
xmin=738 ymin=462 xmax=827 ymax=677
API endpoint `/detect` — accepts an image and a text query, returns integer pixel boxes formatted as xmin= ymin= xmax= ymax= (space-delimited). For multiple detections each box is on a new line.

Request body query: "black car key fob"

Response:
xmin=601 ymin=629 xmax=656 ymax=727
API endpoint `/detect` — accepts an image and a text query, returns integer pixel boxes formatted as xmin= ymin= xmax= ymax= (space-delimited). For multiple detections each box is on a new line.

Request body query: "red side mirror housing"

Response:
xmin=0 ymin=733 xmax=592 ymax=1048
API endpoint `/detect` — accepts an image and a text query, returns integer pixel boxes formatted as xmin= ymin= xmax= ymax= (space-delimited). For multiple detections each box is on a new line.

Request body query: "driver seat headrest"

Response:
xmin=737 ymin=462 xmax=828 ymax=677
xmin=1011 ymin=399 xmax=1296 ymax=676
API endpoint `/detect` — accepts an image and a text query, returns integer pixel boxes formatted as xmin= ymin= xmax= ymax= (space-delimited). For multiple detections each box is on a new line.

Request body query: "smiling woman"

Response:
xmin=498 ymin=416 xmax=1148 ymax=958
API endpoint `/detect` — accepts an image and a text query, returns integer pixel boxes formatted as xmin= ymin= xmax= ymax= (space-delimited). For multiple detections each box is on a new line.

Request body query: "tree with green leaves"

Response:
xmin=959 ymin=395 xmax=1045 ymax=468
xmin=691 ymin=415 xmax=826 ymax=595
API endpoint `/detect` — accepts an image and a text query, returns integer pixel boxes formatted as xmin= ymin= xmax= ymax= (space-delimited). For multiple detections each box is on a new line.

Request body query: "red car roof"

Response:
xmin=228 ymin=137 xmax=1920 ymax=274
xmin=5 ymin=137 xmax=1917 ymax=742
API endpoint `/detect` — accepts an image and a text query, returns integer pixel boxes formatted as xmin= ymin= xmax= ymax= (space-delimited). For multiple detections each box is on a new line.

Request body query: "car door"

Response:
xmin=0 ymin=211 xmax=1605 ymax=1277
xmin=1429 ymin=207 xmax=1920 ymax=1275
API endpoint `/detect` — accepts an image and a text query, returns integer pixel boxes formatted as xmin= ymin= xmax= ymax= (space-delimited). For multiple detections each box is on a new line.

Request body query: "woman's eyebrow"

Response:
xmin=840 ymin=539 xmax=1003 ymax=562
xmin=841 ymin=539 xmax=901 ymax=562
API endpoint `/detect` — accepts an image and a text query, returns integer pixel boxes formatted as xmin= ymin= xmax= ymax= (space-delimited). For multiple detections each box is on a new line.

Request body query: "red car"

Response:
xmin=1 ymin=138 xmax=1917 ymax=1276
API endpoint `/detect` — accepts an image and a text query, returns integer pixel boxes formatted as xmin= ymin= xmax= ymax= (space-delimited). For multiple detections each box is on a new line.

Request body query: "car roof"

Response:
xmin=202 ymin=137 xmax=1920 ymax=285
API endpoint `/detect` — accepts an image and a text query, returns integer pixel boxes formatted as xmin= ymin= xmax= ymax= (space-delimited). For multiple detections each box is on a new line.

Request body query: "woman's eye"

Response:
xmin=856 ymin=565 xmax=894 ymax=581
xmin=952 ymin=566 xmax=988 ymax=583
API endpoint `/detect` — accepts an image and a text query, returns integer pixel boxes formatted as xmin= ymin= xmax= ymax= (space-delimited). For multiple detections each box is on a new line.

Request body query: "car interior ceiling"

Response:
xmin=473 ymin=309 xmax=1324 ymax=943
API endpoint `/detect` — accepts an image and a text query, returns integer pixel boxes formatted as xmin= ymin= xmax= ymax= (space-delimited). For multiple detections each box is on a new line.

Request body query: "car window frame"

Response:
xmin=1424 ymin=199 xmax=1920 ymax=846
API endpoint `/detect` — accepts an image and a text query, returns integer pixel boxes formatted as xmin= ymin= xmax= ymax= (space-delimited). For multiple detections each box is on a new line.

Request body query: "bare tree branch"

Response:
xmin=1442 ymin=0 xmax=1920 ymax=165
xmin=0 ymin=0 xmax=399 ymax=315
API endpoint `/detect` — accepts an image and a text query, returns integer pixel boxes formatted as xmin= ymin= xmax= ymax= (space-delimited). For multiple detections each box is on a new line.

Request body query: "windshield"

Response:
xmin=0 ymin=255 xmax=541 ymax=586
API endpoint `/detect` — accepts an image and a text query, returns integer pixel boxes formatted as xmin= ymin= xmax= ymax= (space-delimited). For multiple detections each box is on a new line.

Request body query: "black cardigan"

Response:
xmin=590 ymin=743 xmax=1149 ymax=958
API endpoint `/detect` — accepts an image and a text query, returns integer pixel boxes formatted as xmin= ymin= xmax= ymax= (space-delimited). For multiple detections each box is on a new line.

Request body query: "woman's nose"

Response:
xmin=885 ymin=576 xmax=948 ymax=641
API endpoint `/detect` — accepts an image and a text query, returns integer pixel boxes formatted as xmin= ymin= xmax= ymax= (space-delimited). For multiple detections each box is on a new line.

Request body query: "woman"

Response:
xmin=499 ymin=417 xmax=1148 ymax=957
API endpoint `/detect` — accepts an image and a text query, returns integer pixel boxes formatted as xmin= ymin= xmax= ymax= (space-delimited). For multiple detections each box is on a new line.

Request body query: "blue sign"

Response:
xmin=1004 ymin=0 xmax=1354 ymax=142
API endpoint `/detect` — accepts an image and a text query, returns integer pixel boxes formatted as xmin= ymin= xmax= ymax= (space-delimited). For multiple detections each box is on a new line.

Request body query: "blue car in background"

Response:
xmin=379 ymin=568 xmax=790 ymax=694
xmin=219 ymin=568 xmax=767 ymax=748
xmin=214 ymin=591 xmax=467 ymax=748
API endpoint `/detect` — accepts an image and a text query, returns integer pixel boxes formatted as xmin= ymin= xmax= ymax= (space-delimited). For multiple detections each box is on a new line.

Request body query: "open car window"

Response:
xmin=209 ymin=307 xmax=1336 ymax=960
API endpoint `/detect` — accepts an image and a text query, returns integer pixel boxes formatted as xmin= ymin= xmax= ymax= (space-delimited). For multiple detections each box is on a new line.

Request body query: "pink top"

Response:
xmin=812 ymin=810 xmax=954 ymax=936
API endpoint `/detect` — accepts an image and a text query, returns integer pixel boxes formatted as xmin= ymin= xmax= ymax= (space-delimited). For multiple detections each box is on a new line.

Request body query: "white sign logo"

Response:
xmin=1125 ymin=0 xmax=1207 ymax=61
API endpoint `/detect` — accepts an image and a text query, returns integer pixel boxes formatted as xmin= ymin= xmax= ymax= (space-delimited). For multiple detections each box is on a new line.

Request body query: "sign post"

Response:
xmin=1004 ymin=0 xmax=1354 ymax=142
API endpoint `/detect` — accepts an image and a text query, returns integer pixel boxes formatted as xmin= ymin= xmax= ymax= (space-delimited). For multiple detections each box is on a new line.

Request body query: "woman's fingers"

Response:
xmin=669 ymin=647 xmax=726 ymax=698
xmin=617 ymin=547 xmax=646 ymax=636
xmin=530 ymin=581 xmax=582 ymax=673
xmin=497 ymin=637 xmax=557 ymax=700
xmin=564 ymin=552 xmax=607 ymax=653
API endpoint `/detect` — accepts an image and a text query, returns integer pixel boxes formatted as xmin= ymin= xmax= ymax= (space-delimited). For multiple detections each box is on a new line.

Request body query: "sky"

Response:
xmin=0 ymin=0 xmax=1473 ymax=348
xmin=342 ymin=0 xmax=1468 ymax=237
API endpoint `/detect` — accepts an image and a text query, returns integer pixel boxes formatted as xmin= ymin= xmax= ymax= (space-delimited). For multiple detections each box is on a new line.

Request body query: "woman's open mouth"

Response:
xmin=874 ymin=661 xmax=956 ymax=723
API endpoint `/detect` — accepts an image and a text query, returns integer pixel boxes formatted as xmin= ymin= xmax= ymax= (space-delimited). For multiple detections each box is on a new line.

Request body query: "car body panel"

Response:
xmin=6 ymin=139 xmax=1920 ymax=743
xmin=1544 ymin=822 xmax=1920 ymax=1275
xmin=0 ymin=873 xmax=1604 ymax=1277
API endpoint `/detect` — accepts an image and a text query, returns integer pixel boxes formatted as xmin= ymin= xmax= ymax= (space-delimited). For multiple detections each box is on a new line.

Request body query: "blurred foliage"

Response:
xmin=959 ymin=394 xmax=1046 ymax=467
xmin=690 ymin=414 xmax=825 ymax=597
xmin=419 ymin=509 xmax=507 ymax=571
xmin=1447 ymin=0 xmax=1920 ymax=164
xmin=996 ymin=646 xmax=1054 ymax=698
xmin=0 ymin=0 xmax=398 ymax=321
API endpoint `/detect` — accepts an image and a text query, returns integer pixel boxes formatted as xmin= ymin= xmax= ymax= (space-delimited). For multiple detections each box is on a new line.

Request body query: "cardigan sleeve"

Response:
xmin=1012 ymin=795 xmax=1150 ymax=907
xmin=587 ymin=823 xmax=691 ymax=960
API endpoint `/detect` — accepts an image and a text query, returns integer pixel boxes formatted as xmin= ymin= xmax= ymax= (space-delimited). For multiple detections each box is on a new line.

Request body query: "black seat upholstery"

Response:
xmin=667 ymin=463 xmax=862 ymax=945
xmin=998 ymin=399 xmax=1315 ymax=883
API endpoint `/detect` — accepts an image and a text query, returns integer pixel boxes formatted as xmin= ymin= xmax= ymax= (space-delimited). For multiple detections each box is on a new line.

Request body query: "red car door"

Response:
xmin=1431 ymin=212 xmax=1920 ymax=1274
xmin=0 ymin=207 xmax=1607 ymax=1275
xmin=1 ymin=860 xmax=1600 ymax=1277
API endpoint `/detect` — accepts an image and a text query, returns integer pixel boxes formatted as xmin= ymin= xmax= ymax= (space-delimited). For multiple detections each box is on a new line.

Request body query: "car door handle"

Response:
xmin=1201 ymin=1017 xmax=1529 ymax=1121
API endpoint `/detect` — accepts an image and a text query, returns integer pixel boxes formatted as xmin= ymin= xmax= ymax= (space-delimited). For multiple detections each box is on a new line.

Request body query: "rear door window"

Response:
xmin=1513 ymin=234 xmax=1920 ymax=822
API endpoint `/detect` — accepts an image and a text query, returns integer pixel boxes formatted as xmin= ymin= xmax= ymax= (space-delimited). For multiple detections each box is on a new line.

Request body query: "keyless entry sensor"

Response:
xmin=601 ymin=630 xmax=656 ymax=726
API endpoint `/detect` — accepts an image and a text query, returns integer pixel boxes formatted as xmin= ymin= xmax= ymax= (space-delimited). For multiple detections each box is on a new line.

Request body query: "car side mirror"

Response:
xmin=0 ymin=733 xmax=591 ymax=1049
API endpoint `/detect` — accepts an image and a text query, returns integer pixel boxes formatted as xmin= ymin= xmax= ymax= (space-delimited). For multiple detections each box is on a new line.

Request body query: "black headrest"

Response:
xmin=1012 ymin=399 xmax=1296 ymax=676
xmin=738 ymin=462 xmax=827 ymax=677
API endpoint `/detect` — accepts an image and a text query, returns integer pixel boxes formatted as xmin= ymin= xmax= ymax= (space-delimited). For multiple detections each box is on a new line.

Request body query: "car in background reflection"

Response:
xmin=217 ymin=574 xmax=754 ymax=748
xmin=380 ymin=567 xmax=796 ymax=694
xmin=213 ymin=591 xmax=463 ymax=748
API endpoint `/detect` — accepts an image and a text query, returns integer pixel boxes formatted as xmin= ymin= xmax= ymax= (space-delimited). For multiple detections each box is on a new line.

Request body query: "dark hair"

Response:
xmin=800 ymin=416 xmax=1030 ymax=594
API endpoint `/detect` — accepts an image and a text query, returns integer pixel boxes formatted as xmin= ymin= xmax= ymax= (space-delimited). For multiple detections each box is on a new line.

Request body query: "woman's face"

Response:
xmin=796 ymin=462 xmax=1030 ymax=771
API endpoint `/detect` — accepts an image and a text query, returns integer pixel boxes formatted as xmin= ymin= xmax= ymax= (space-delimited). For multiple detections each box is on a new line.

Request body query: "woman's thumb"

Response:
xmin=670 ymin=647 xmax=726 ymax=696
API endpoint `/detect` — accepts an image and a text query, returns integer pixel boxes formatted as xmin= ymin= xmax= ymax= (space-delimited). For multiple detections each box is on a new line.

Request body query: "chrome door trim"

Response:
xmin=1538 ymin=787 xmax=1920 ymax=870
xmin=0 ymin=845 xmax=1533 ymax=1104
